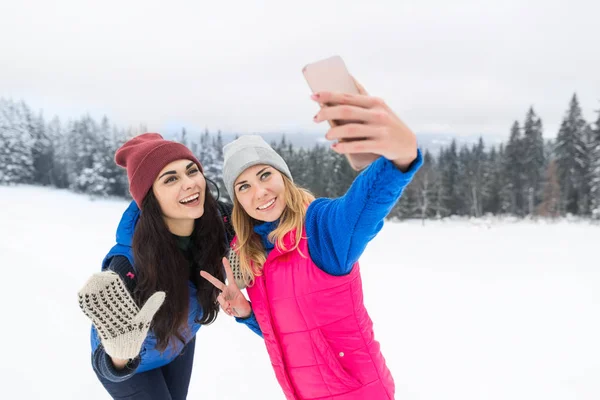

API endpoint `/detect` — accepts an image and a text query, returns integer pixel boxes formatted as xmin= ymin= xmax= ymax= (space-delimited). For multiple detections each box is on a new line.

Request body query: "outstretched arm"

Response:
xmin=306 ymin=80 xmax=423 ymax=275
xmin=306 ymin=152 xmax=422 ymax=276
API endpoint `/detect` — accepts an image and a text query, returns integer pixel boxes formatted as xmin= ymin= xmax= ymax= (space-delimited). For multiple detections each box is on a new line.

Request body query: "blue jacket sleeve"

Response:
xmin=235 ymin=308 xmax=263 ymax=338
xmin=92 ymin=346 xmax=140 ymax=382
xmin=305 ymin=152 xmax=423 ymax=276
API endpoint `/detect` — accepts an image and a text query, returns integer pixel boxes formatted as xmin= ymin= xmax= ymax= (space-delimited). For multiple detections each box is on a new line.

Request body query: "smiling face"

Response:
xmin=234 ymin=164 xmax=287 ymax=222
xmin=152 ymin=159 xmax=206 ymax=236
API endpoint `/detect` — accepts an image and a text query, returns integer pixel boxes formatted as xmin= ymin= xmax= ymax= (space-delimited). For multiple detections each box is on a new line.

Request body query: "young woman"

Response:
xmin=201 ymin=84 xmax=423 ymax=399
xmin=78 ymin=133 xmax=261 ymax=400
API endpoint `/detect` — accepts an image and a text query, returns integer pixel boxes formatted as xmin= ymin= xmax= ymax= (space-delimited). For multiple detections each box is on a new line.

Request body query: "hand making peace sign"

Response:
xmin=200 ymin=257 xmax=252 ymax=319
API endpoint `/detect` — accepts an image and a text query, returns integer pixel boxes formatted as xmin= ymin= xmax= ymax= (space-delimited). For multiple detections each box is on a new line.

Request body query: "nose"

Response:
xmin=182 ymin=174 xmax=195 ymax=191
xmin=255 ymin=183 xmax=269 ymax=200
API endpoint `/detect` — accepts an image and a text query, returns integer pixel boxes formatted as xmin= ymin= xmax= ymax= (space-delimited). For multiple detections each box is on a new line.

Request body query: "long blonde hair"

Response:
xmin=232 ymin=174 xmax=315 ymax=287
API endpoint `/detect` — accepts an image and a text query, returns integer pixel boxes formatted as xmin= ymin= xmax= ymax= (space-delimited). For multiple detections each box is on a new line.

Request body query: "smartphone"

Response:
xmin=302 ymin=55 xmax=378 ymax=171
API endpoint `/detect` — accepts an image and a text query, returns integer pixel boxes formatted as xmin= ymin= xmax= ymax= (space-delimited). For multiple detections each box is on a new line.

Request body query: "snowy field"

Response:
xmin=0 ymin=185 xmax=598 ymax=400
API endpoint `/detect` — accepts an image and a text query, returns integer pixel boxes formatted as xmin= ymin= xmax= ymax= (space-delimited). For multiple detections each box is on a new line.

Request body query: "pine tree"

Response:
xmin=96 ymin=117 xmax=129 ymax=197
xmin=413 ymin=150 xmax=436 ymax=223
xmin=179 ymin=128 xmax=188 ymax=147
xmin=430 ymin=148 xmax=449 ymax=218
xmin=522 ymin=108 xmax=545 ymax=216
xmin=440 ymin=140 xmax=460 ymax=216
xmin=209 ymin=131 xmax=227 ymax=202
xmin=197 ymin=129 xmax=213 ymax=167
xmin=67 ymin=115 xmax=107 ymax=194
xmin=456 ymin=144 xmax=472 ymax=216
xmin=20 ymin=104 xmax=55 ymax=186
xmin=392 ymin=185 xmax=417 ymax=219
xmin=538 ymin=159 xmax=561 ymax=218
xmin=589 ymin=108 xmax=600 ymax=218
xmin=72 ymin=118 xmax=112 ymax=196
xmin=46 ymin=117 xmax=69 ymax=188
xmin=503 ymin=121 xmax=525 ymax=215
xmin=465 ymin=138 xmax=486 ymax=217
xmin=324 ymin=150 xmax=356 ymax=199
xmin=0 ymin=98 xmax=35 ymax=184
xmin=299 ymin=145 xmax=333 ymax=197
xmin=496 ymin=144 xmax=513 ymax=214
xmin=555 ymin=94 xmax=589 ymax=215
xmin=482 ymin=146 xmax=503 ymax=215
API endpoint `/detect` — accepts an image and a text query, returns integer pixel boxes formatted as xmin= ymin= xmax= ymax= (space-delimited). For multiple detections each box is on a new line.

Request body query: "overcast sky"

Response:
xmin=1 ymin=0 xmax=599 ymax=139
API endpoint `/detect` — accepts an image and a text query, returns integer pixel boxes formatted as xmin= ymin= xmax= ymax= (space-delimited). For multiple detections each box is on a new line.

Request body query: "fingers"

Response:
xmin=217 ymin=294 xmax=234 ymax=317
xmin=331 ymin=139 xmax=382 ymax=155
xmin=221 ymin=257 xmax=236 ymax=287
xmin=200 ymin=270 xmax=226 ymax=291
xmin=315 ymin=104 xmax=381 ymax=125
xmin=325 ymin=124 xmax=382 ymax=142
xmin=311 ymin=91 xmax=383 ymax=110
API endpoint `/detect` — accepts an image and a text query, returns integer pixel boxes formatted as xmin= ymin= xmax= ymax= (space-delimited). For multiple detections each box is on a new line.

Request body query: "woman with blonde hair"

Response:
xmin=202 ymin=84 xmax=422 ymax=399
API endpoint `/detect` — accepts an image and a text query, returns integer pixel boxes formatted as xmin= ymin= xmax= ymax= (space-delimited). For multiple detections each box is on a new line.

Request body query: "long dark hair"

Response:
xmin=132 ymin=183 xmax=226 ymax=352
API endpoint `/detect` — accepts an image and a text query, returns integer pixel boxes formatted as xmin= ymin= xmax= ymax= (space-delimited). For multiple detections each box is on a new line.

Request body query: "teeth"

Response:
xmin=258 ymin=198 xmax=275 ymax=210
xmin=180 ymin=193 xmax=199 ymax=204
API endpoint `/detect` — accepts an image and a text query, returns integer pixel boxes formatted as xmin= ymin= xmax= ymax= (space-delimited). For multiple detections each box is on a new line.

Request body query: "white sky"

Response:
xmin=1 ymin=0 xmax=599 ymax=138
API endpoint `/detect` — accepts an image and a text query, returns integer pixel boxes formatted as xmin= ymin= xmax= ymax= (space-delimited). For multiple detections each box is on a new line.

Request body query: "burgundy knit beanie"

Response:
xmin=115 ymin=133 xmax=202 ymax=207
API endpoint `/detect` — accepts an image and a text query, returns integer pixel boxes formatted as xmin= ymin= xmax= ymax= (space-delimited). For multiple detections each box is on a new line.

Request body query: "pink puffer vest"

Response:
xmin=235 ymin=229 xmax=395 ymax=399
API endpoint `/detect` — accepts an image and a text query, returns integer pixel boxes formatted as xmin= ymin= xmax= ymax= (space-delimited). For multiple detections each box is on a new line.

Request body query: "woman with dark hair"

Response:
xmin=77 ymin=133 xmax=261 ymax=400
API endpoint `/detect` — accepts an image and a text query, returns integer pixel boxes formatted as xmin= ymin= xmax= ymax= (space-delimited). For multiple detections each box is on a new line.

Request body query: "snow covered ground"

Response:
xmin=1 ymin=185 xmax=598 ymax=399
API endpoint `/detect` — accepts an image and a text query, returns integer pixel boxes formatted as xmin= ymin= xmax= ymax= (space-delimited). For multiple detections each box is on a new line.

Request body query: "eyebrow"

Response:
xmin=158 ymin=162 xmax=196 ymax=181
xmin=235 ymin=167 xmax=270 ymax=187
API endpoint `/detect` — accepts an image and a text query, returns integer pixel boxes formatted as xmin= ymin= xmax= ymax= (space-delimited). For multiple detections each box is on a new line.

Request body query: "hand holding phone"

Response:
xmin=302 ymin=56 xmax=379 ymax=171
xmin=303 ymin=56 xmax=418 ymax=172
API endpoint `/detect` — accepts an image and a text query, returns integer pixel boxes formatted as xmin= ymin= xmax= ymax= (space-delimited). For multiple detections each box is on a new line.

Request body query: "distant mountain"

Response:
xmin=413 ymin=132 xmax=505 ymax=154
xmin=173 ymin=130 xmax=506 ymax=155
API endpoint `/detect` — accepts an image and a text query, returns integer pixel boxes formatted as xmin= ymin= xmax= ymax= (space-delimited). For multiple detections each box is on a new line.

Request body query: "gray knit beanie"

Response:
xmin=223 ymin=135 xmax=293 ymax=201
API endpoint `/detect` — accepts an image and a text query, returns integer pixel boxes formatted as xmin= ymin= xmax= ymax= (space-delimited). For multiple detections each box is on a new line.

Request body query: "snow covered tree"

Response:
xmin=482 ymin=146 xmax=503 ymax=215
xmin=538 ymin=159 xmax=561 ymax=218
xmin=66 ymin=115 xmax=99 ymax=190
xmin=589 ymin=109 xmax=600 ymax=219
xmin=439 ymin=140 xmax=461 ymax=216
xmin=522 ymin=108 xmax=545 ymax=216
xmin=178 ymin=128 xmax=188 ymax=148
xmin=19 ymin=103 xmax=55 ymax=186
xmin=464 ymin=138 xmax=487 ymax=217
xmin=65 ymin=115 xmax=124 ymax=197
xmin=208 ymin=131 xmax=228 ymax=202
xmin=46 ymin=117 xmax=70 ymax=188
xmin=98 ymin=117 xmax=129 ymax=197
xmin=323 ymin=149 xmax=356 ymax=199
xmin=296 ymin=145 xmax=334 ymax=198
xmin=0 ymin=98 xmax=35 ymax=184
xmin=503 ymin=121 xmax=525 ymax=215
xmin=413 ymin=149 xmax=436 ymax=223
xmin=555 ymin=94 xmax=589 ymax=215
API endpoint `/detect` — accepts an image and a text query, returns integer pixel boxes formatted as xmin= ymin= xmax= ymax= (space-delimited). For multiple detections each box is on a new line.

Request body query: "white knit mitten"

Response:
xmin=78 ymin=271 xmax=165 ymax=359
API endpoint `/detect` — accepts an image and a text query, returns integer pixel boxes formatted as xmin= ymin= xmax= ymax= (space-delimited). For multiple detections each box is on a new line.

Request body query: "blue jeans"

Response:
xmin=96 ymin=337 xmax=196 ymax=400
